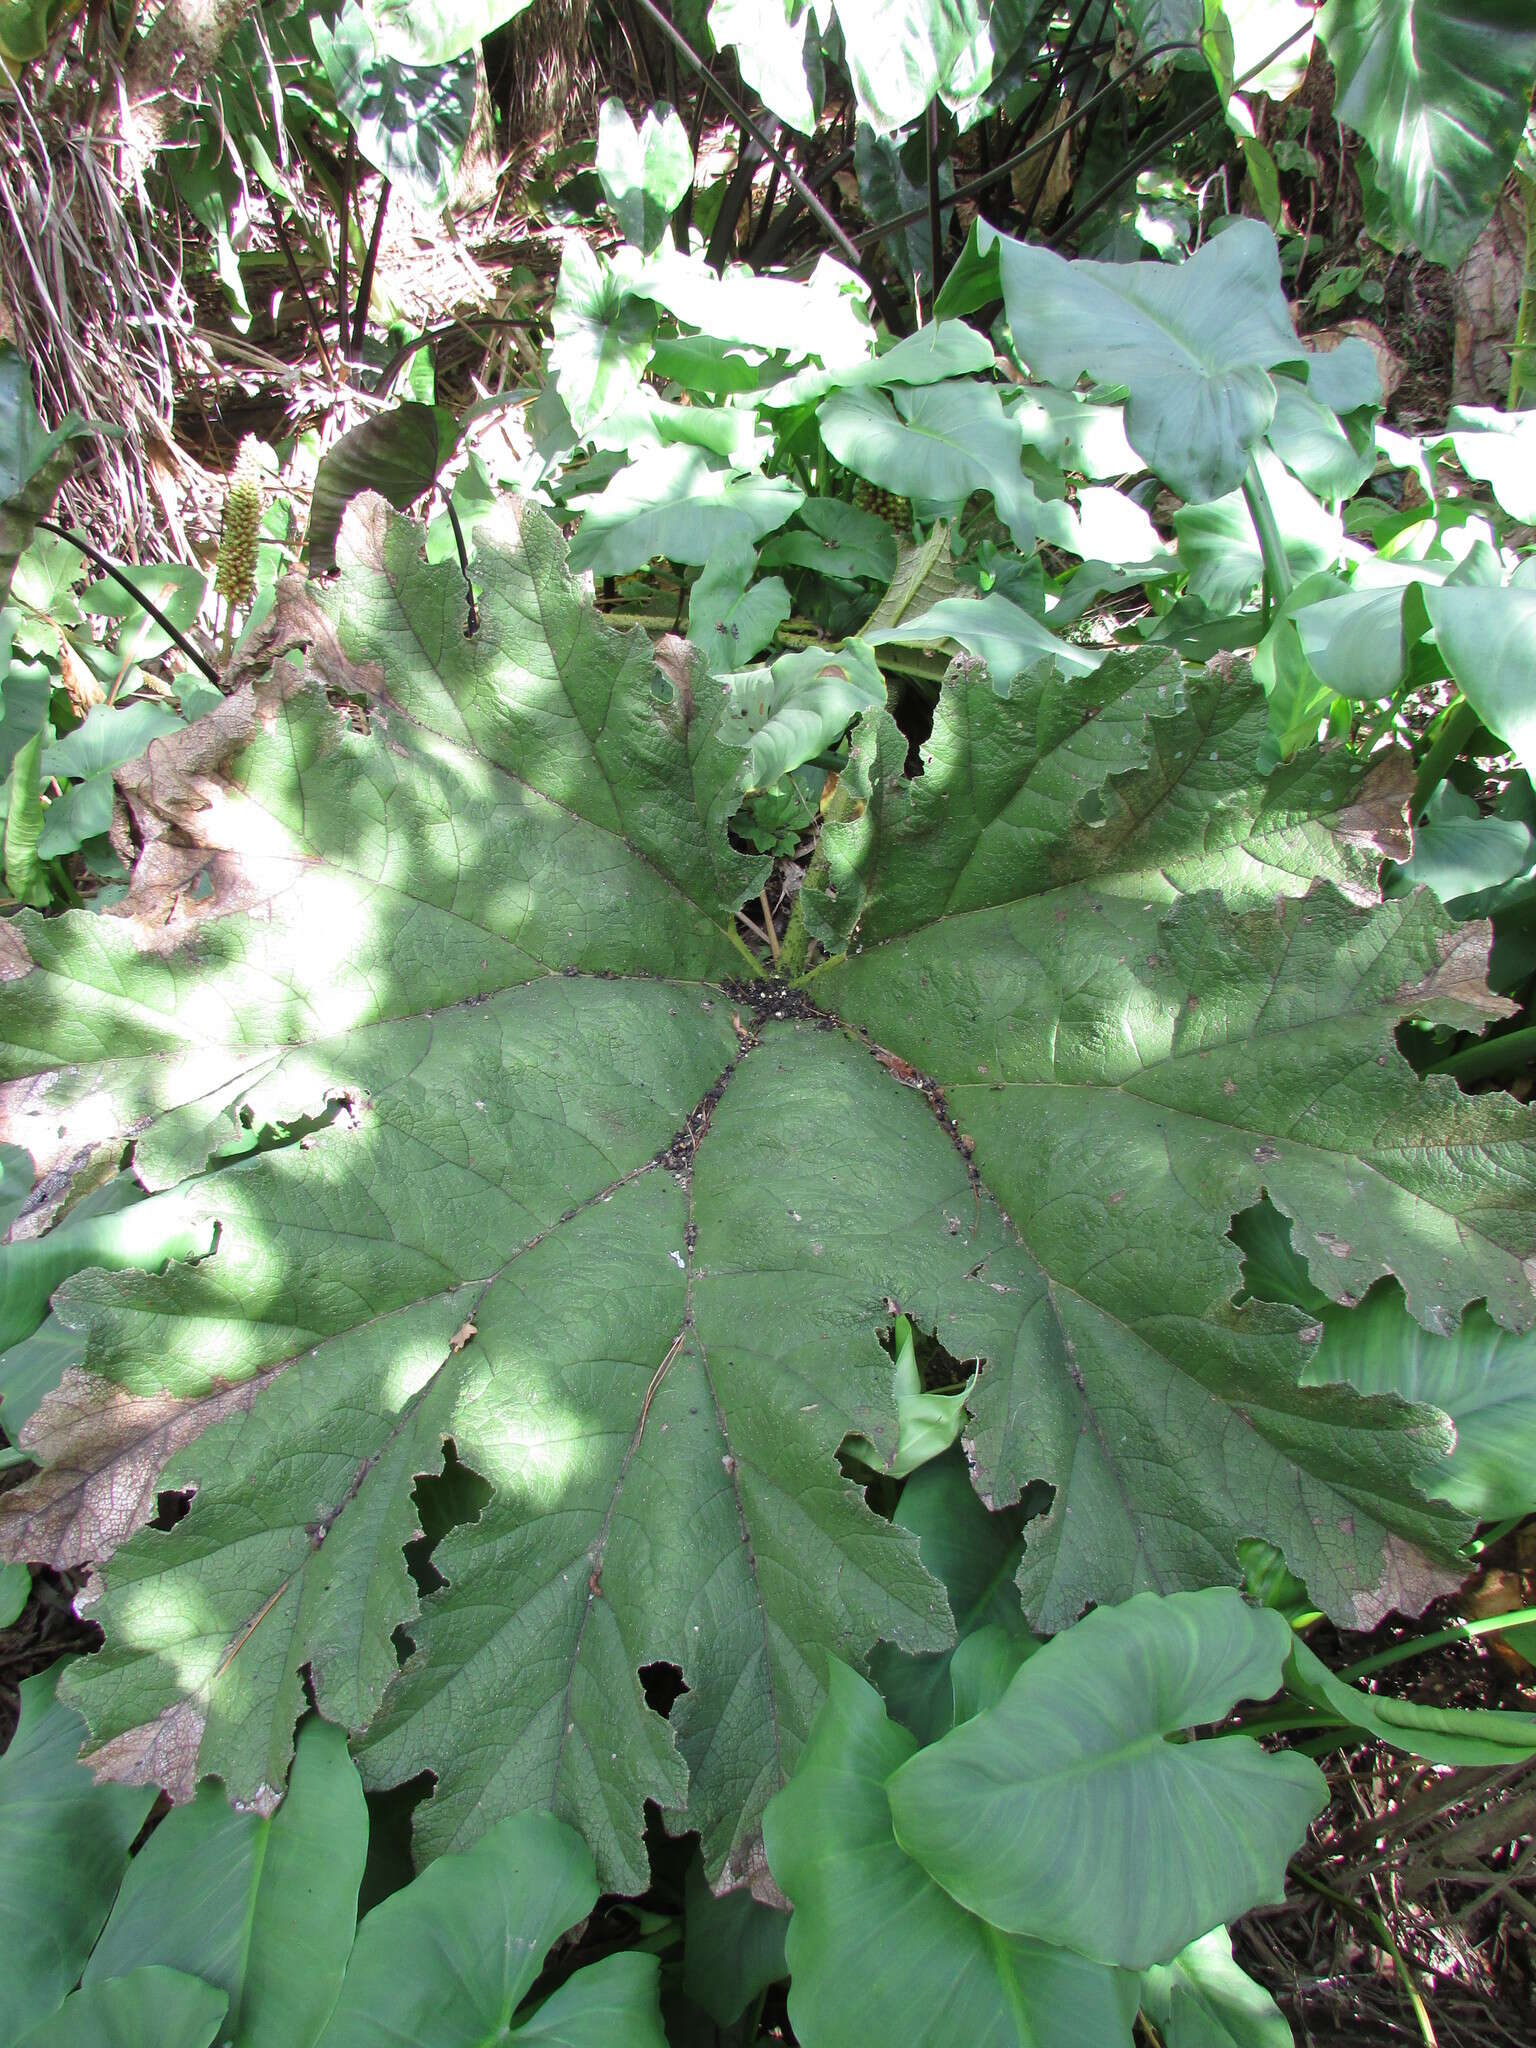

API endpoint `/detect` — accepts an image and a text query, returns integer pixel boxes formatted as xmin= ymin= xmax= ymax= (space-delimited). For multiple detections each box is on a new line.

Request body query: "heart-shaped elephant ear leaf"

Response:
xmin=762 ymin=1661 xmax=1141 ymax=2048
xmin=1140 ymin=1927 xmax=1293 ymax=2048
xmin=15 ymin=1968 xmax=228 ymax=2048
xmin=0 ymin=1668 xmax=156 ymax=2048
xmin=314 ymin=1809 xmax=666 ymax=2048
xmin=886 ymin=1589 xmax=1329 ymax=1971
xmin=596 ymin=98 xmax=694 ymax=255
xmin=993 ymin=218 xmax=1304 ymax=503
xmin=1319 ymin=0 xmax=1536 ymax=266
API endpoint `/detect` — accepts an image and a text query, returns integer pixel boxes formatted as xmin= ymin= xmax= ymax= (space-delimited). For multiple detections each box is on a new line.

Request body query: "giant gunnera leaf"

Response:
xmin=1 ymin=497 xmax=1533 ymax=1895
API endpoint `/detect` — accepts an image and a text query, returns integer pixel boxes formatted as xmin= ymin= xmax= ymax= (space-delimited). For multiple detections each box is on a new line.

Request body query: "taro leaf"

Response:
xmin=1446 ymin=404 xmax=1536 ymax=523
xmin=687 ymin=557 xmax=790 ymax=671
xmin=868 ymin=1449 xmax=1035 ymax=1744
xmin=1234 ymin=1198 xmax=1536 ymax=1524
xmin=313 ymin=1810 xmax=665 ymax=2047
xmin=1318 ymin=0 xmax=1536 ymax=266
xmin=42 ymin=703 xmax=183 ymax=783
xmin=722 ymin=637 xmax=885 ymax=791
xmin=308 ymin=404 xmax=456 ymax=574
xmin=634 ymin=249 xmax=873 ymax=365
xmin=759 ymin=499 xmax=897 ymax=584
xmin=360 ymin=0 xmax=534 ymax=66
xmin=0 ymin=1668 xmax=156 ymax=2048
xmin=83 ymin=1719 xmax=367 ymax=2048
xmin=763 ymin=319 xmax=993 ymax=413
xmin=3 ymin=725 xmax=46 ymax=905
xmin=833 ymin=0 xmax=1008 ymax=135
xmin=995 ymin=218 xmax=1305 ymax=503
xmin=1011 ymin=384 xmax=1137 ymax=479
xmin=761 ymin=1661 xmax=1140 ymax=2048
xmin=709 ymin=0 xmax=824 ymax=134
xmin=1267 ymin=375 xmax=1375 ymax=500
xmin=681 ymin=1850 xmax=787 ymax=2027
xmin=0 ymin=345 xmax=94 ymax=602
xmin=886 ymin=1590 xmax=1327 ymax=1970
xmin=1139 ymin=1928 xmax=1291 ymax=2048
xmin=1293 ymin=584 xmax=1420 ymax=701
xmin=865 ymin=589 xmax=1098 ymax=687
xmin=0 ymin=498 xmax=1531 ymax=1896
xmin=548 ymin=239 xmax=657 ymax=438
xmin=1395 ymin=781 xmax=1533 ymax=910
xmin=596 ymin=99 xmax=693 ymax=255
xmin=1284 ymin=1635 xmax=1536 ymax=1767
xmin=1424 ymin=585 xmax=1536 ymax=780
xmin=312 ymin=4 xmax=476 ymax=215
xmin=15 ymin=1968 xmax=227 ymax=2048
xmin=817 ymin=381 xmax=1026 ymax=521
xmin=566 ymin=447 xmax=802 ymax=574
xmin=0 ymin=1560 xmax=26 ymax=1625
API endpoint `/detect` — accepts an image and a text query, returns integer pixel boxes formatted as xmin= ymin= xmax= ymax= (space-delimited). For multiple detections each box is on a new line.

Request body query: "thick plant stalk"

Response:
xmin=1509 ymin=162 xmax=1535 ymax=410
xmin=1241 ymin=456 xmax=1291 ymax=622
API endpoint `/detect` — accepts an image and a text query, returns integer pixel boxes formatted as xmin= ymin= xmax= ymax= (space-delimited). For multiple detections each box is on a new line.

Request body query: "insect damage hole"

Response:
xmin=638 ymin=1661 xmax=689 ymax=1719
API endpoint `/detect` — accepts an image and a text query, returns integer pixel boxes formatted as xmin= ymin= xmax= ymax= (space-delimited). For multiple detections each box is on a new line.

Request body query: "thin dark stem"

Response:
xmin=623 ymin=0 xmax=657 ymax=99
xmin=1048 ymin=21 xmax=1314 ymax=248
xmin=351 ymin=179 xmax=391 ymax=355
xmin=443 ymin=493 xmax=479 ymax=635
xmin=708 ymin=133 xmax=762 ymax=271
xmin=925 ymin=98 xmax=945 ymax=297
xmin=266 ymin=194 xmax=337 ymax=386
xmin=1015 ymin=1 xmax=1112 ymax=244
xmin=848 ymin=37 xmax=1200 ymax=251
xmin=750 ymin=155 xmax=784 ymax=255
xmin=628 ymin=0 xmax=909 ymax=332
xmin=675 ymin=54 xmax=711 ymax=247
xmin=374 ymin=314 xmax=532 ymax=394
xmin=854 ymin=22 xmax=1310 ymax=254
xmin=1002 ymin=0 xmax=1097 ymax=161
xmin=336 ymin=129 xmax=354 ymax=352
xmin=36 ymin=518 xmax=220 ymax=683
xmin=749 ymin=143 xmax=857 ymax=268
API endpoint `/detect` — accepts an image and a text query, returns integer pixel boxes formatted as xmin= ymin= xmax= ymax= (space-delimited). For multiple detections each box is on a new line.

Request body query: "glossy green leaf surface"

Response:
xmin=763 ymin=1661 xmax=1139 ymax=2047
xmin=995 ymin=219 xmax=1304 ymax=502
xmin=596 ymin=99 xmax=693 ymax=255
xmin=1319 ymin=0 xmax=1536 ymax=264
xmin=1139 ymin=1928 xmax=1291 ymax=2048
xmin=84 ymin=1719 xmax=366 ymax=2048
xmin=0 ymin=1670 xmax=155 ymax=2048
xmin=887 ymin=1591 xmax=1327 ymax=1969
xmin=313 ymin=1810 xmax=664 ymax=2048
xmin=14 ymin=1968 xmax=227 ymax=2048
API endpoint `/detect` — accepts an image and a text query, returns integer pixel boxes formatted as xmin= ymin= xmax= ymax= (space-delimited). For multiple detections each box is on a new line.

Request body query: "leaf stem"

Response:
xmin=627 ymin=0 xmax=910 ymax=333
xmin=35 ymin=518 xmax=219 ymax=682
xmin=1290 ymin=1870 xmax=1439 ymax=2048
xmin=758 ymin=887 xmax=780 ymax=964
xmin=1241 ymin=456 xmax=1291 ymax=620
xmin=1426 ymin=1024 xmax=1536 ymax=1087
xmin=1508 ymin=163 xmax=1535 ymax=411
xmin=1336 ymin=1604 xmax=1536 ymax=1682
xmin=1411 ymin=696 xmax=1481 ymax=815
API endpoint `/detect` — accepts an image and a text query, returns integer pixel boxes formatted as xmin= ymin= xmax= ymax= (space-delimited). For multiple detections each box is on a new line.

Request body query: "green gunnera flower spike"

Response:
xmin=215 ymin=436 xmax=263 ymax=613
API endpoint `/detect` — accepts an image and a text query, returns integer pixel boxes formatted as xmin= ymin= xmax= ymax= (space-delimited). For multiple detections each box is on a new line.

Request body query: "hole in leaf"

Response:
xmin=149 ymin=1488 xmax=192 ymax=1531
xmin=406 ymin=1439 xmax=492 ymax=1598
xmin=359 ymin=1771 xmax=435 ymax=1917
xmin=639 ymin=1660 xmax=688 ymax=1719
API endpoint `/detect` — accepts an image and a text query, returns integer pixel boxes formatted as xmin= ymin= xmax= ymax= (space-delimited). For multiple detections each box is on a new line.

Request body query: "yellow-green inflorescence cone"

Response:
xmin=852 ymin=477 xmax=912 ymax=532
xmin=215 ymin=437 xmax=264 ymax=614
